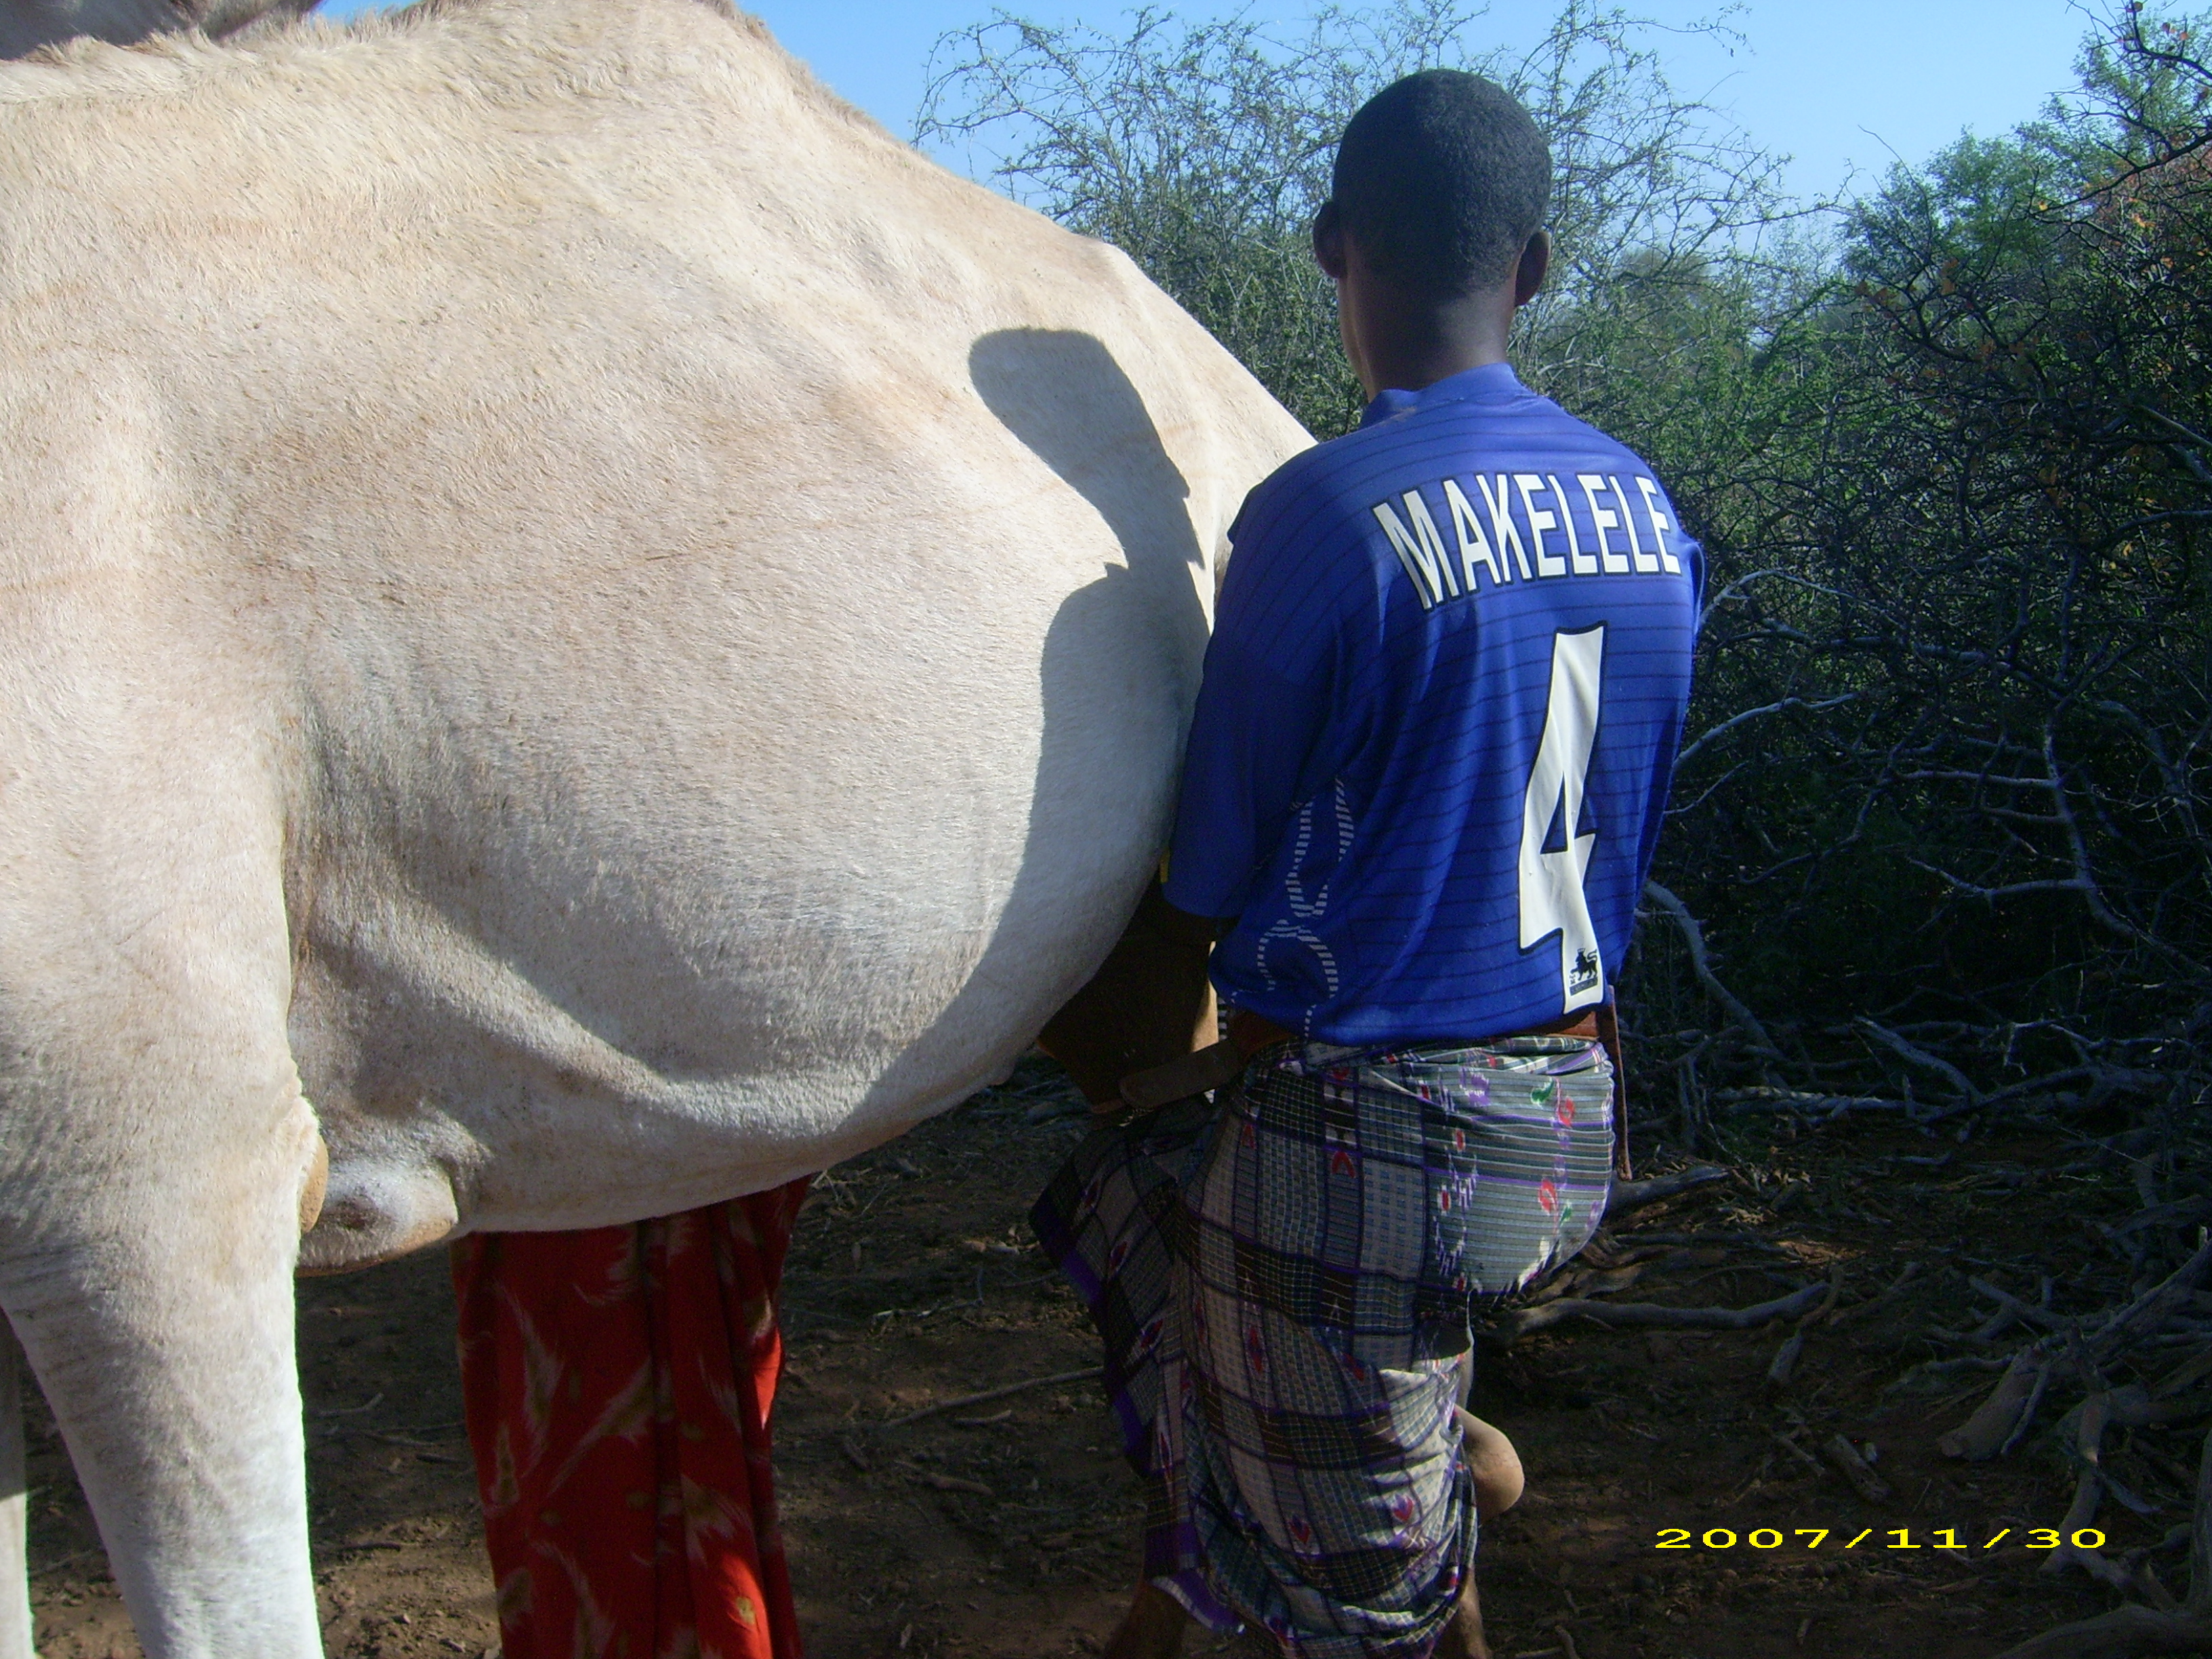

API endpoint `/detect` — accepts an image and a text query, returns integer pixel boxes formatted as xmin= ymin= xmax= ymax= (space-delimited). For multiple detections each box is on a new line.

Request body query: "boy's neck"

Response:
xmin=1338 ymin=279 xmax=1513 ymax=399
xmin=1319 ymin=224 xmax=1550 ymax=400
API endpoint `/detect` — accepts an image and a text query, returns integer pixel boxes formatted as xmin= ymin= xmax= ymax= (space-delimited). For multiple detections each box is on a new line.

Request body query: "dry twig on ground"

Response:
xmin=1607 ymin=1166 xmax=1731 ymax=1217
xmin=1821 ymin=1434 xmax=1891 ymax=1502
xmin=1486 ymin=1279 xmax=1828 ymax=1348
xmin=874 ymin=1367 xmax=1103 ymax=1431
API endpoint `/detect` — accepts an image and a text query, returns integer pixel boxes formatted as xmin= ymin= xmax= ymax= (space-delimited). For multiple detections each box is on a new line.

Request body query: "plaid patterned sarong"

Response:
xmin=1033 ymin=1036 xmax=1613 ymax=1658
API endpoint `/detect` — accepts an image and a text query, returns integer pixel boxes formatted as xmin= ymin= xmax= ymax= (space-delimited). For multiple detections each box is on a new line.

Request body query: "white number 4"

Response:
xmin=1519 ymin=626 xmax=1606 ymax=1010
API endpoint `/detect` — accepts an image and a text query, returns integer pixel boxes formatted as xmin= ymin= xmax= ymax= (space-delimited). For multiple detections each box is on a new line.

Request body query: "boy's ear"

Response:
xmin=1312 ymin=200 xmax=1349 ymax=281
xmin=1513 ymin=228 xmax=1552 ymax=308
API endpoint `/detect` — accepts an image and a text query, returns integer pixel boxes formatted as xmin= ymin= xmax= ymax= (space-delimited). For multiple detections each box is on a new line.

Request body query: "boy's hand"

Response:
xmin=1037 ymin=885 xmax=1223 ymax=1108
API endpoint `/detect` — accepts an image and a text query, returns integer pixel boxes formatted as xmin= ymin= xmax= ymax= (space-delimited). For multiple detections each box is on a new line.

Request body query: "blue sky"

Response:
xmin=318 ymin=1 xmax=2112 ymax=204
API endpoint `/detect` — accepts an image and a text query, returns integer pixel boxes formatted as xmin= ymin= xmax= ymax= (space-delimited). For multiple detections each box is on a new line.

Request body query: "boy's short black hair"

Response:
xmin=1331 ymin=69 xmax=1552 ymax=294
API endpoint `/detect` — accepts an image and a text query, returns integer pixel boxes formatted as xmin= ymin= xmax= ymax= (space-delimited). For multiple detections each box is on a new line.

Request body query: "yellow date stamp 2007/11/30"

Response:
xmin=1654 ymin=1528 xmax=2103 ymax=1551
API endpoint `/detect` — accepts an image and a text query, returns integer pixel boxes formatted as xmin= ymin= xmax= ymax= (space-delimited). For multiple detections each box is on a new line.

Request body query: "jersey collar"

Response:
xmin=1358 ymin=361 xmax=1525 ymax=429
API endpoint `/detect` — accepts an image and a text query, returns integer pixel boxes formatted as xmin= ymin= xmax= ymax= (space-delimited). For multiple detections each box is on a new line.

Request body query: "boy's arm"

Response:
xmin=1160 ymin=601 xmax=1338 ymax=926
xmin=1036 ymin=878 xmax=1221 ymax=1108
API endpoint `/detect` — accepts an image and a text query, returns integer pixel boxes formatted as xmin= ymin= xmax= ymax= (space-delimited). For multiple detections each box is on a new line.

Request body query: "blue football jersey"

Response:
xmin=1163 ymin=361 xmax=1702 ymax=1046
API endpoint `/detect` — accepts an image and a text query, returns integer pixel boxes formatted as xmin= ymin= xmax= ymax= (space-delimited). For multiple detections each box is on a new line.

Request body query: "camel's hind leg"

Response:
xmin=0 ymin=1321 xmax=28 ymax=1659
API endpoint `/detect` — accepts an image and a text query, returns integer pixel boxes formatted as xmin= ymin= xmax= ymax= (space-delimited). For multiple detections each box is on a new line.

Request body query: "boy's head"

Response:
xmin=1327 ymin=69 xmax=1551 ymax=298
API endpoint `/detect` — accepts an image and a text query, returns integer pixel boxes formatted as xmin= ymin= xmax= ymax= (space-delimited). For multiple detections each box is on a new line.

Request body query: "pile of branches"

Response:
xmin=1944 ymin=1227 xmax=2212 ymax=1656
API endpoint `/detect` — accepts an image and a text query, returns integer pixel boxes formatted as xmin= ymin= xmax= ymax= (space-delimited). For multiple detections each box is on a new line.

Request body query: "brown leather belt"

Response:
xmin=1113 ymin=1005 xmax=1603 ymax=1115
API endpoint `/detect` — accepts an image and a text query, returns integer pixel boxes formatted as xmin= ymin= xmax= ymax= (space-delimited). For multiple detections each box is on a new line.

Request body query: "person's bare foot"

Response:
xmin=1102 ymin=1582 xmax=1189 ymax=1659
xmin=1456 ymin=1406 xmax=1524 ymax=1520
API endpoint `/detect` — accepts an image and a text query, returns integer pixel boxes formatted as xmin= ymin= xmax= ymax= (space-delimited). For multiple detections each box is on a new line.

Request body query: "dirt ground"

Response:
xmin=19 ymin=1058 xmax=2196 ymax=1658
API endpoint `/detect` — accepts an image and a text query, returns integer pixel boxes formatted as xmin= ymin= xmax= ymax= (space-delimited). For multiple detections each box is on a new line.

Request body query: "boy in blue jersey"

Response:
xmin=1033 ymin=70 xmax=1701 ymax=1659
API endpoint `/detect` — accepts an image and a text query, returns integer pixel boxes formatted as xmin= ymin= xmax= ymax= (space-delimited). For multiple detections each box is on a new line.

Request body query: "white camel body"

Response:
xmin=0 ymin=3 xmax=1309 ymax=1651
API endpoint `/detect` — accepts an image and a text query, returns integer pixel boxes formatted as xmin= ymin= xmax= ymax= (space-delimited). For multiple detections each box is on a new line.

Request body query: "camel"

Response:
xmin=0 ymin=1 xmax=1310 ymax=1650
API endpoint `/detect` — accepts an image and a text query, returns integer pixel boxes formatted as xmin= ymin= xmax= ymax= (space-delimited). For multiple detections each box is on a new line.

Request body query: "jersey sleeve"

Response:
xmin=1162 ymin=490 xmax=1345 ymax=922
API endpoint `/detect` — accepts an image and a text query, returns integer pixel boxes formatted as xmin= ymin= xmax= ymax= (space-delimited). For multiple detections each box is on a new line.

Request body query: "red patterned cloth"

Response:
xmin=452 ymin=1180 xmax=814 ymax=1659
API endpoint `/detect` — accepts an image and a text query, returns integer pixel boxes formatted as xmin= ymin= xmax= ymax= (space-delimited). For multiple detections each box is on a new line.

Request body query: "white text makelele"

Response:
xmin=1371 ymin=472 xmax=1681 ymax=611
